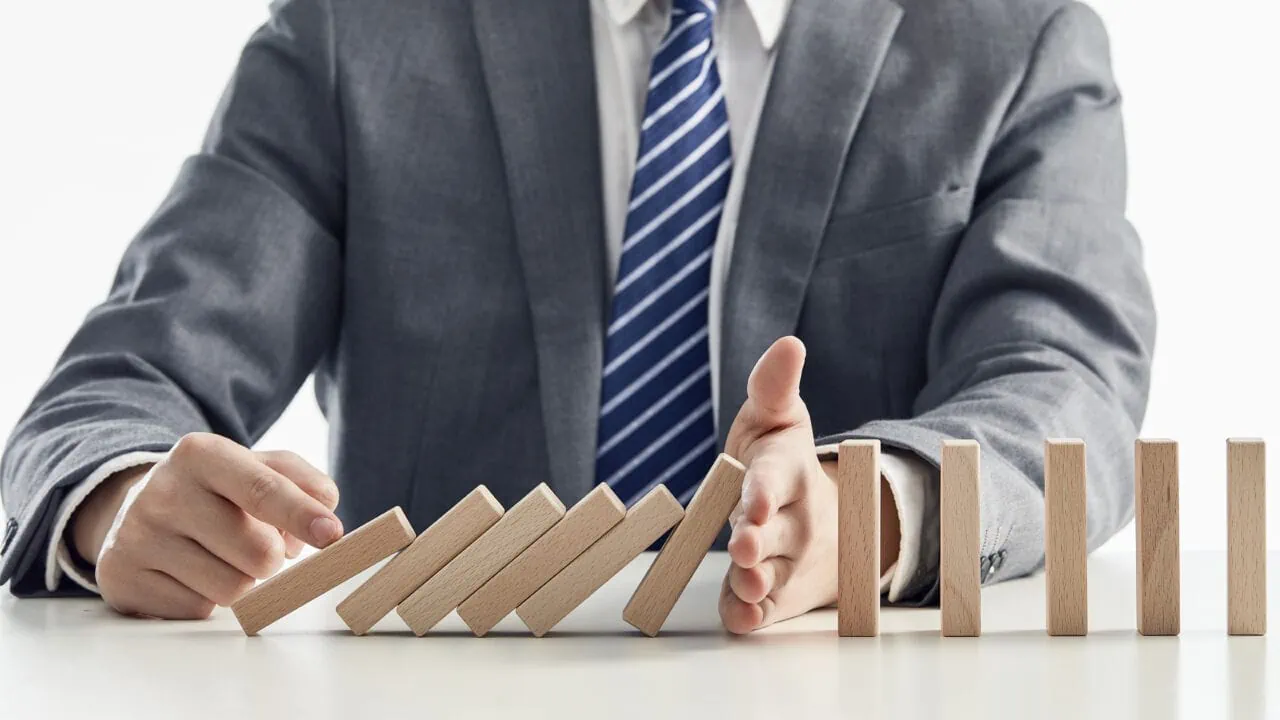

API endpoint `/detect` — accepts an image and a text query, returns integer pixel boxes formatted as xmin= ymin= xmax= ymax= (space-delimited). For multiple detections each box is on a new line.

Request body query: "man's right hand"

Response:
xmin=70 ymin=432 xmax=343 ymax=619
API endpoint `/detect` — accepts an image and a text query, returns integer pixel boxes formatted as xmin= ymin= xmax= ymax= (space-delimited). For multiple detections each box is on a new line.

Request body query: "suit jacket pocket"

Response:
xmin=816 ymin=185 xmax=974 ymax=263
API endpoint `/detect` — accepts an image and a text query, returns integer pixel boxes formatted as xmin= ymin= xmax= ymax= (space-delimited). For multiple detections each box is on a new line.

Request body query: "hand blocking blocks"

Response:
xmin=232 ymin=455 xmax=743 ymax=637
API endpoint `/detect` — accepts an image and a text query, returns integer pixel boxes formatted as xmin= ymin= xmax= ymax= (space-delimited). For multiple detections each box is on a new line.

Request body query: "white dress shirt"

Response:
xmin=46 ymin=0 xmax=931 ymax=605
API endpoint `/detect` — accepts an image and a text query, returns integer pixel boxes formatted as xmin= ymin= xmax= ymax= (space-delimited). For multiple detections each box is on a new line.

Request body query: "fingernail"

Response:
xmin=310 ymin=517 xmax=343 ymax=546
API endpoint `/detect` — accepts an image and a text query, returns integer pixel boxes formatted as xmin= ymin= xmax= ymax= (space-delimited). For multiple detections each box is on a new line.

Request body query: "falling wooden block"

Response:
xmin=1045 ymin=439 xmax=1087 ymax=636
xmin=336 ymin=487 xmax=504 ymax=635
xmin=517 ymin=485 xmax=684 ymax=637
xmin=397 ymin=484 xmax=564 ymax=635
xmin=1228 ymin=438 xmax=1266 ymax=636
xmin=837 ymin=440 xmax=880 ymax=637
xmin=232 ymin=507 xmax=415 ymax=635
xmin=457 ymin=484 xmax=626 ymax=637
xmin=623 ymin=454 xmax=746 ymax=636
xmin=1136 ymin=439 xmax=1179 ymax=636
xmin=941 ymin=440 xmax=980 ymax=637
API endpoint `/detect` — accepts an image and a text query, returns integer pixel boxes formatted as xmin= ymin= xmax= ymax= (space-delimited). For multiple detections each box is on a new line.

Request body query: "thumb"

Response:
xmin=746 ymin=336 xmax=807 ymax=423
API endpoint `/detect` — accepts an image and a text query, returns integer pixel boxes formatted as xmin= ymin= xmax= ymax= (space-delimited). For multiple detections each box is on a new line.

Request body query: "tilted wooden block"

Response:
xmin=232 ymin=507 xmax=415 ymax=635
xmin=397 ymin=484 xmax=564 ymax=635
xmin=1228 ymin=438 xmax=1266 ymax=636
xmin=518 ymin=485 xmax=684 ymax=637
xmin=1045 ymin=439 xmax=1088 ymax=636
xmin=837 ymin=440 xmax=880 ymax=637
xmin=623 ymin=454 xmax=746 ymax=637
xmin=941 ymin=440 xmax=981 ymax=637
xmin=336 ymin=486 xmax=504 ymax=635
xmin=458 ymin=484 xmax=627 ymax=636
xmin=1136 ymin=439 xmax=1179 ymax=636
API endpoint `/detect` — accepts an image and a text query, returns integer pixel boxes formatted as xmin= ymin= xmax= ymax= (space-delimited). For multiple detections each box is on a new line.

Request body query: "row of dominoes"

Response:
xmin=836 ymin=438 xmax=1269 ymax=638
xmin=231 ymin=454 xmax=747 ymax=636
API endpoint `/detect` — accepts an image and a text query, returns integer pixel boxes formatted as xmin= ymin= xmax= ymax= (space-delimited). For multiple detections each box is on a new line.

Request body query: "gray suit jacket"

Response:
xmin=0 ymin=0 xmax=1154 ymax=600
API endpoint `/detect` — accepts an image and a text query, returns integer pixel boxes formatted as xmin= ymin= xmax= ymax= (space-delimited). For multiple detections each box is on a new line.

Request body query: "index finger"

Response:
xmin=182 ymin=438 xmax=344 ymax=548
xmin=739 ymin=449 xmax=807 ymax=525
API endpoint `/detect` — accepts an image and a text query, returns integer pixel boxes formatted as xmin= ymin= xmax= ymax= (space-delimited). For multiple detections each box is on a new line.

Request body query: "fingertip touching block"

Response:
xmin=1045 ymin=439 xmax=1087 ymax=636
xmin=1228 ymin=438 xmax=1266 ymax=636
xmin=232 ymin=507 xmax=416 ymax=636
xmin=397 ymin=484 xmax=564 ymax=636
xmin=458 ymin=483 xmax=626 ymax=637
xmin=837 ymin=440 xmax=880 ymax=637
xmin=623 ymin=454 xmax=745 ymax=637
xmin=941 ymin=440 xmax=980 ymax=637
xmin=1135 ymin=439 xmax=1179 ymax=636
xmin=337 ymin=486 xmax=504 ymax=635
xmin=518 ymin=485 xmax=684 ymax=637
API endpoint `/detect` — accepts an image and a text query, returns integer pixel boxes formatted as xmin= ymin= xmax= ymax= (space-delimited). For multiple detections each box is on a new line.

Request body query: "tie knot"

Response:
xmin=672 ymin=0 xmax=716 ymax=17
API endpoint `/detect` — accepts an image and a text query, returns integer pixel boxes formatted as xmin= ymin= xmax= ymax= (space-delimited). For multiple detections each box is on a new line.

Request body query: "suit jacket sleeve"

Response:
xmin=816 ymin=3 xmax=1156 ymax=603
xmin=0 ymin=0 xmax=345 ymax=595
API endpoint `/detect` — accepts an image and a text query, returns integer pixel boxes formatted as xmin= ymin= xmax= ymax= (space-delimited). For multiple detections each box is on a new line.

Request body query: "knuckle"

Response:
xmin=244 ymin=472 xmax=281 ymax=513
xmin=170 ymin=432 xmax=221 ymax=463
xmin=242 ymin=530 xmax=285 ymax=578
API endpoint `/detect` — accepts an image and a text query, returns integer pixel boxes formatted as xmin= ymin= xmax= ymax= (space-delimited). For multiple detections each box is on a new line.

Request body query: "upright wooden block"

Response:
xmin=517 ymin=485 xmax=684 ymax=637
xmin=397 ymin=484 xmax=565 ymax=635
xmin=1045 ymin=439 xmax=1088 ymax=636
xmin=623 ymin=454 xmax=746 ymax=636
xmin=1228 ymin=438 xmax=1266 ymax=636
xmin=232 ymin=507 xmax=415 ymax=635
xmin=837 ymin=440 xmax=880 ymax=637
xmin=458 ymin=484 xmax=626 ymax=637
xmin=336 ymin=487 xmax=504 ymax=635
xmin=1136 ymin=439 xmax=1180 ymax=636
xmin=941 ymin=440 xmax=980 ymax=637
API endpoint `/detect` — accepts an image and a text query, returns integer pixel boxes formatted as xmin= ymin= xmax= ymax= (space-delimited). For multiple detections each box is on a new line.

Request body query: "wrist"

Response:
xmin=70 ymin=464 xmax=153 ymax=565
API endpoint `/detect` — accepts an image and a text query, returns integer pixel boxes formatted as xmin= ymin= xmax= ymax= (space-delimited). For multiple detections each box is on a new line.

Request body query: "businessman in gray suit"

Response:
xmin=0 ymin=0 xmax=1153 ymax=633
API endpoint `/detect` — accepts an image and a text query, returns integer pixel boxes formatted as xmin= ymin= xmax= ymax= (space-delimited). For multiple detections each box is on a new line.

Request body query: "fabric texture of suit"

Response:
xmin=0 ymin=0 xmax=1155 ymax=601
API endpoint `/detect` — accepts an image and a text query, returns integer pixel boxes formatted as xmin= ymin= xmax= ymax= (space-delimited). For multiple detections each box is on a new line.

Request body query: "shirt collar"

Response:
xmin=605 ymin=0 xmax=789 ymax=52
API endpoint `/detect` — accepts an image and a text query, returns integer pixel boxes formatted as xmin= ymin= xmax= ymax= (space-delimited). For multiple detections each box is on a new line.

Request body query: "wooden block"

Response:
xmin=1228 ymin=438 xmax=1266 ymax=636
xmin=336 ymin=487 xmax=504 ymax=635
xmin=1045 ymin=439 xmax=1088 ymax=636
xmin=837 ymin=440 xmax=880 ymax=637
xmin=396 ymin=484 xmax=564 ymax=635
xmin=517 ymin=485 xmax=684 ymax=637
xmin=232 ymin=507 xmax=415 ymax=635
xmin=941 ymin=440 xmax=980 ymax=637
xmin=458 ymin=484 xmax=626 ymax=637
xmin=623 ymin=454 xmax=746 ymax=636
xmin=1136 ymin=439 xmax=1179 ymax=636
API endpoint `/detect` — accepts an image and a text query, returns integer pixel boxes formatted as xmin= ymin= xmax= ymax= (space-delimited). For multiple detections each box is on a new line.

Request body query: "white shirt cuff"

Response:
xmin=44 ymin=451 xmax=167 ymax=593
xmin=877 ymin=449 xmax=933 ymax=604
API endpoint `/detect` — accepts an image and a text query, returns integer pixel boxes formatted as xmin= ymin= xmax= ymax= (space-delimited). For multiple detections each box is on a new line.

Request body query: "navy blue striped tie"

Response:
xmin=596 ymin=0 xmax=729 ymax=507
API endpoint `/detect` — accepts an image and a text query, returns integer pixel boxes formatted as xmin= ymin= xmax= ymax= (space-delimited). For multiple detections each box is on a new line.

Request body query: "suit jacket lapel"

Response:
xmin=472 ymin=0 xmax=606 ymax=499
xmin=718 ymin=0 xmax=904 ymax=442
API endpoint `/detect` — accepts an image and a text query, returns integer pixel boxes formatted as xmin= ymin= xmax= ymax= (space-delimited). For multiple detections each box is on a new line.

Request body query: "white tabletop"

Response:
xmin=1 ymin=551 xmax=1275 ymax=719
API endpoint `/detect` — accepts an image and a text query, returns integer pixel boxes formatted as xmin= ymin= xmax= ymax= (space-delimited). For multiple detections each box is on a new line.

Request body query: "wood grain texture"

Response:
xmin=837 ymin=440 xmax=880 ymax=637
xmin=232 ymin=507 xmax=415 ymax=635
xmin=623 ymin=454 xmax=746 ymax=637
xmin=941 ymin=440 xmax=980 ymax=637
xmin=1136 ymin=439 xmax=1180 ymax=636
xmin=457 ymin=484 xmax=626 ymax=637
xmin=396 ymin=485 xmax=564 ymax=636
xmin=517 ymin=485 xmax=684 ymax=637
xmin=336 ymin=486 xmax=504 ymax=635
xmin=1045 ymin=439 xmax=1087 ymax=636
xmin=1228 ymin=438 xmax=1266 ymax=636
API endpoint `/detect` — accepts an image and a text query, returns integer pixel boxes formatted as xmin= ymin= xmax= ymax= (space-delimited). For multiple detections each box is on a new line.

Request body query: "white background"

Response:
xmin=0 ymin=1 xmax=1276 ymax=553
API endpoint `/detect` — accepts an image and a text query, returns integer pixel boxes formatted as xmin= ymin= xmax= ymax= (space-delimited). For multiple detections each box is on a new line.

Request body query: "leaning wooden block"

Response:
xmin=623 ymin=454 xmax=746 ymax=636
xmin=458 ymin=484 xmax=626 ymax=636
xmin=397 ymin=484 xmax=564 ymax=635
xmin=336 ymin=487 xmax=504 ymax=635
xmin=1228 ymin=438 xmax=1266 ymax=636
xmin=1045 ymin=439 xmax=1088 ymax=636
xmin=941 ymin=440 xmax=981 ymax=637
xmin=518 ymin=485 xmax=684 ymax=637
xmin=232 ymin=507 xmax=415 ymax=635
xmin=837 ymin=440 xmax=880 ymax=637
xmin=1136 ymin=439 xmax=1179 ymax=636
